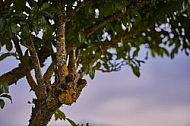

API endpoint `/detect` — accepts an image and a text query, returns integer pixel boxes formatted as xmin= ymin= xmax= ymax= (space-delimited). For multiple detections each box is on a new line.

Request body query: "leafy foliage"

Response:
xmin=0 ymin=0 xmax=190 ymax=125
xmin=0 ymin=0 xmax=190 ymax=78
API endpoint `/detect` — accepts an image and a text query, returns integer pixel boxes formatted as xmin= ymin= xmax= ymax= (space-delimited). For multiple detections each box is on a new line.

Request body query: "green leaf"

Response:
xmin=38 ymin=15 xmax=47 ymax=26
xmin=0 ymin=94 xmax=12 ymax=103
xmin=42 ymin=9 xmax=55 ymax=18
xmin=23 ymin=50 xmax=29 ymax=64
xmin=5 ymin=41 xmax=13 ymax=51
xmin=151 ymin=49 xmax=156 ymax=57
xmin=187 ymin=7 xmax=190 ymax=16
xmin=66 ymin=118 xmax=78 ymax=126
xmin=0 ymin=52 xmax=17 ymax=61
xmin=87 ymin=64 xmax=95 ymax=80
xmin=0 ymin=79 xmax=9 ymax=94
xmin=41 ymin=2 xmax=50 ymax=10
xmin=0 ymin=99 xmax=5 ymax=109
xmin=131 ymin=65 xmax=140 ymax=77
xmin=132 ymin=48 xmax=140 ymax=57
xmin=0 ymin=17 xmax=5 ymax=32
xmin=78 ymin=32 xmax=82 ymax=43
xmin=95 ymin=62 xmax=101 ymax=69
xmin=78 ymin=32 xmax=86 ymax=43
xmin=22 ymin=24 xmax=30 ymax=36
xmin=54 ymin=109 xmax=66 ymax=121
xmin=11 ymin=23 xmax=20 ymax=34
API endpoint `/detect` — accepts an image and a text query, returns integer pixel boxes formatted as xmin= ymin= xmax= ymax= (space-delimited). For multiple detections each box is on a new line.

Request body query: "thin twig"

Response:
xmin=79 ymin=20 xmax=154 ymax=78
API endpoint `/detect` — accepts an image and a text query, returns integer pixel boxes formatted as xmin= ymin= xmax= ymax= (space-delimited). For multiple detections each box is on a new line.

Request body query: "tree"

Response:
xmin=0 ymin=0 xmax=190 ymax=125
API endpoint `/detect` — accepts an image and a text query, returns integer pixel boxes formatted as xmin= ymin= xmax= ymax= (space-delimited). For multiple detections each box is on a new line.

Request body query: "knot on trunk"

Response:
xmin=58 ymin=76 xmax=87 ymax=105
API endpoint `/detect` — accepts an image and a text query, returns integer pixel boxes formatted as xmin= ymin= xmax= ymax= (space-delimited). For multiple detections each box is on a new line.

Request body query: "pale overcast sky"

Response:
xmin=0 ymin=51 xmax=190 ymax=126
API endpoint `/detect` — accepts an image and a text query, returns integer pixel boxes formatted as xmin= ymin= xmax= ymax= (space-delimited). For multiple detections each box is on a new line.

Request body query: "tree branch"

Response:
xmin=0 ymin=65 xmax=29 ymax=85
xmin=27 ymin=36 xmax=47 ymax=100
xmin=0 ymin=46 xmax=52 ymax=86
xmin=79 ymin=20 xmax=154 ymax=77
xmin=66 ymin=0 xmax=152 ymax=53
xmin=65 ymin=0 xmax=93 ymax=22
xmin=96 ymin=60 xmax=127 ymax=72
xmin=84 ymin=0 xmax=152 ymax=37
xmin=43 ymin=61 xmax=56 ymax=85
xmin=68 ymin=49 xmax=77 ymax=74
xmin=0 ymin=0 xmax=152 ymax=87
xmin=13 ymin=36 xmax=38 ymax=94
xmin=56 ymin=0 xmax=68 ymax=83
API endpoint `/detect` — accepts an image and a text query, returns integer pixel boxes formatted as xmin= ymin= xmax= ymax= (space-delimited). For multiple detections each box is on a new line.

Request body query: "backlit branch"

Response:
xmin=96 ymin=60 xmax=127 ymax=72
xmin=84 ymin=0 xmax=151 ymax=37
xmin=66 ymin=0 xmax=152 ymax=53
xmin=27 ymin=36 xmax=47 ymax=100
xmin=0 ymin=46 xmax=52 ymax=86
xmin=13 ymin=36 xmax=38 ymax=94
xmin=79 ymin=21 xmax=155 ymax=77
xmin=0 ymin=0 xmax=152 ymax=87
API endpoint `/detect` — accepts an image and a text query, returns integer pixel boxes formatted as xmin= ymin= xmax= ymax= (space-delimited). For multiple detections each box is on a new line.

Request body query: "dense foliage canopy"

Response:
xmin=0 ymin=0 xmax=190 ymax=125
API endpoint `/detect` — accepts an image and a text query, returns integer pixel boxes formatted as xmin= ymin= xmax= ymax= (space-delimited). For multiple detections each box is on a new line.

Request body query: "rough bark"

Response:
xmin=28 ymin=1 xmax=88 ymax=125
xmin=29 ymin=99 xmax=61 ymax=126
xmin=28 ymin=77 xmax=87 ymax=126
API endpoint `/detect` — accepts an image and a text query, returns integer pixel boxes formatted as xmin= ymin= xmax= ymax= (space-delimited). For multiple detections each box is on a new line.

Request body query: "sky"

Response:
xmin=0 ymin=51 xmax=190 ymax=126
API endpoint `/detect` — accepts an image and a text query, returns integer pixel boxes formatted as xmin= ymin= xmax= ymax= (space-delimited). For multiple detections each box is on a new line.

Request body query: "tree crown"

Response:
xmin=0 ymin=0 xmax=190 ymax=125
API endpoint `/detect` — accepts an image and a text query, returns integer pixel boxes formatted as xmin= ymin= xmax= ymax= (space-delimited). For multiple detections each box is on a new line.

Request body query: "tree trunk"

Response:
xmin=28 ymin=78 xmax=87 ymax=126
xmin=28 ymin=95 xmax=61 ymax=126
xmin=29 ymin=104 xmax=59 ymax=126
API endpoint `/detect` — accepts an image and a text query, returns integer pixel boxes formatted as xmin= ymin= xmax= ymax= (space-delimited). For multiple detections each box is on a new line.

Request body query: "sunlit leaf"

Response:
xmin=87 ymin=64 xmax=95 ymax=80
xmin=66 ymin=118 xmax=78 ymax=126
xmin=0 ymin=79 xmax=9 ymax=94
xmin=54 ymin=109 xmax=66 ymax=121
xmin=78 ymin=32 xmax=82 ymax=43
xmin=41 ymin=2 xmax=50 ymax=10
